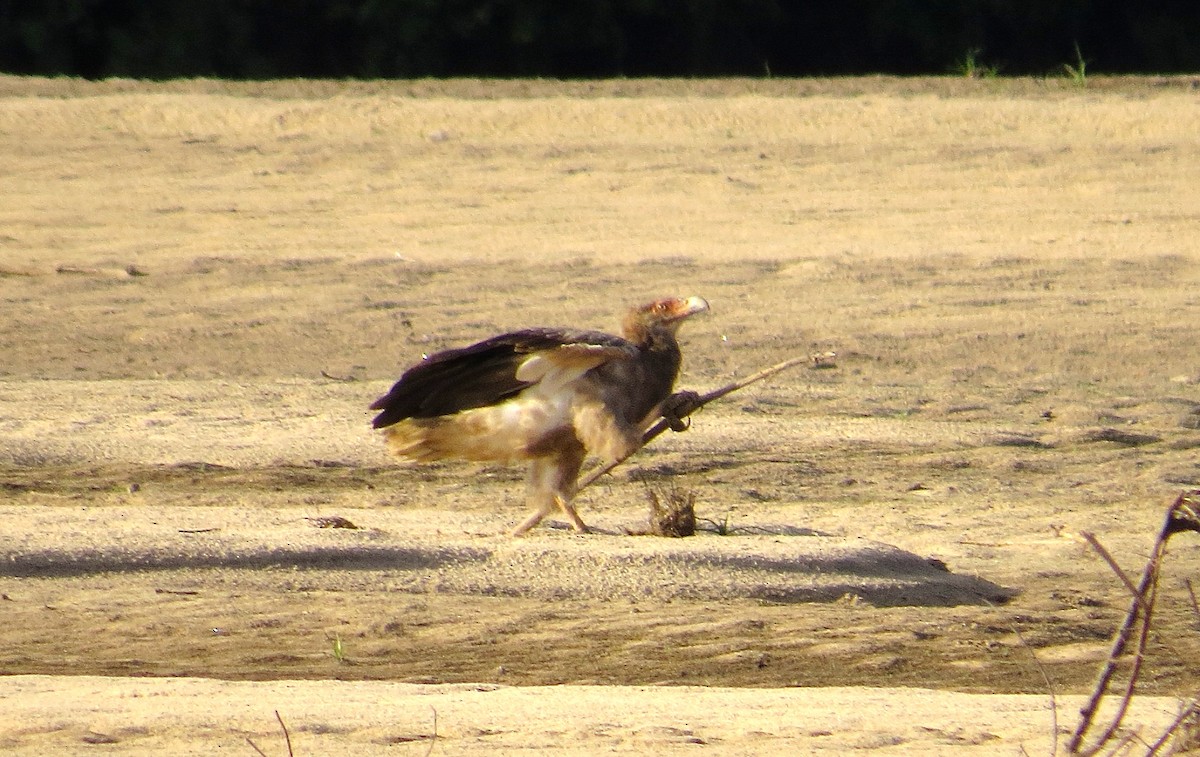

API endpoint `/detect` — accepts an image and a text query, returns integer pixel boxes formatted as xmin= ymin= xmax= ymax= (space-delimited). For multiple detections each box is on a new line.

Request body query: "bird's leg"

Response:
xmin=554 ymin=493 xmax=589 ymax=533
xmin=512 ymin=502 xmax=554 ymax=536
xmin=513 ymin=492 xmax=588 ymax=536
xmin=660 ymin=390 xmax=702 ymax=432
xmin=512 ymin=450 xmax=586 ymax=536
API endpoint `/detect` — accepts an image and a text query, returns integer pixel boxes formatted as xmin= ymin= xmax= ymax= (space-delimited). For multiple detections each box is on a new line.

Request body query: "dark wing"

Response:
xmin=369 ymin=328 xmax=634 ymax=429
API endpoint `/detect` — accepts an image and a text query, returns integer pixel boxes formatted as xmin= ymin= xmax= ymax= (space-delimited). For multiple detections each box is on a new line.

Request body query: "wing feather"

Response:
xmin=370 ymin=328 xmax=635 ymax=429
xmin=514 ymin=343 xmax=631 ymax=393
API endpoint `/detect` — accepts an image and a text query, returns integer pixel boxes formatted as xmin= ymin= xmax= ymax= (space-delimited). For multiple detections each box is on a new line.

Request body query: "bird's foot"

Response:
xmin=513 ymin=497 xmax=591 ymax=536
xmin=556 ymin=495 xmax=591 ymax=533
xmin=661 ymin=390 xmax=702 ymax=432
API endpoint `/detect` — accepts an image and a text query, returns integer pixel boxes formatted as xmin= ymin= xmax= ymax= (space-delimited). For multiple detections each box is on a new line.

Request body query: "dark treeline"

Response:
xmin=2 ymin=0 xmax=1198 ymax=80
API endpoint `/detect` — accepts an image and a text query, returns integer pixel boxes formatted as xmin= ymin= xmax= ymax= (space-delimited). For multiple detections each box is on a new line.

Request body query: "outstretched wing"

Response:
xmin=369 ymin=328 xmax=635 ymax=429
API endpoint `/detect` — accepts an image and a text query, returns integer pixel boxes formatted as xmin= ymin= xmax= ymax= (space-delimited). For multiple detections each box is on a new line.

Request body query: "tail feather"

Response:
xmin=381 ymin=421 xmax=452 ymax=463
xmin=382 ymin=409 xmax=535 ymax=463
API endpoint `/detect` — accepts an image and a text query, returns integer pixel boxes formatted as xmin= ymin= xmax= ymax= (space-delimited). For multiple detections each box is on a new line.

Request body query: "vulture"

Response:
xmin=370 ymin=296 xmax=709 ymax=535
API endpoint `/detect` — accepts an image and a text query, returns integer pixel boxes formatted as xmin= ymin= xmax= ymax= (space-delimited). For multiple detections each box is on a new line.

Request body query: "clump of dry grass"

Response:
xmin=644 ymin=483 xmax=697 ymax=537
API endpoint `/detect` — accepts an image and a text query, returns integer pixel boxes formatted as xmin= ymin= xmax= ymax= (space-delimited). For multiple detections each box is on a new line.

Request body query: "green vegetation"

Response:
xmin=953 ymin=48 xmax=1000 ymax=79
xmin=1063 ymin=42 xmax=1090 ymax=86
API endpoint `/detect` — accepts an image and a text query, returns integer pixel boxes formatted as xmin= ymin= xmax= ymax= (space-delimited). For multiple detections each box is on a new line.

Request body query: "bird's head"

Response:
xmin=623 ymin=296 xmax=710 ymax=342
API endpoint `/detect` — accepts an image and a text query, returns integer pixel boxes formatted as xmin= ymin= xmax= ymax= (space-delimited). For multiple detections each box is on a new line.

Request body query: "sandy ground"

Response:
xmin=1 ymin=675 xmax=1186 ymax=756
xmin=2 ymin=75 xmax=1200 ymax=754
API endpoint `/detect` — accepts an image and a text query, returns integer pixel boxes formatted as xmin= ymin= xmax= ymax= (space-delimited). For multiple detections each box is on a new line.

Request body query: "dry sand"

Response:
xmin=2 ymin=75 xmax=1200 ymax=754
xmin=0 ymin=675 xmax=1184 ymax=756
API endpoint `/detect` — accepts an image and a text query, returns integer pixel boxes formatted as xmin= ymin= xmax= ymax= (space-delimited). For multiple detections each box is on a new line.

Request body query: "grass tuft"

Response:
xmin=645 ymin=484 xmax=697 ymax=537
xmin=1063 ymin=42 xmax=1089 ymax=86
xmin=953 ymin=48 xmax=1000 ymax=79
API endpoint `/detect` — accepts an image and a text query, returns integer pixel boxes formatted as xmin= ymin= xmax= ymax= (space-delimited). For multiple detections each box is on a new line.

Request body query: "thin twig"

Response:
xmin=984 ymin=595 xmax=1060 ymax=756
xmin=1185 ymin=578 xmax=1200 ymax=627
xmin=576 ymin=354 xmax=811 ymax=493
xmin=1086 ymin=560 xmax=1160 ymax=756
xmin=1080 ymin=532 xmax=1152 ymax=613
xmin=1098 ymin=731 xmax=1140 ymax=756
xmin=1002 ymin=615 xmax=1059 ymax=757
xmin=1145 ymin=701 xmax=1200 ymax=757
xmin=424 ymin=706 xmax=439 ymax=757
xmin=245 ymin=710 xmax=294 ymax=757
xmin=276 ymin=710 xmax=294 ymax=757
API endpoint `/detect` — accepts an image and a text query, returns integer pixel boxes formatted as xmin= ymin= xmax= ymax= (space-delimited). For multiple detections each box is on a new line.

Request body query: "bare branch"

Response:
xmin=577 ymin=354 xmax=812 ymax=493
xmin=1069 ymin=492 xmax=1200 ymax=754
xmin=276 ymin=710 xmax=294 ymax=757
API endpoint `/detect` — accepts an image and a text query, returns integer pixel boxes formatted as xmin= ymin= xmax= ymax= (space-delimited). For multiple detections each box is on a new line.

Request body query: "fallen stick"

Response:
xmin=576 ymin=353 xmax=815 ymax=494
